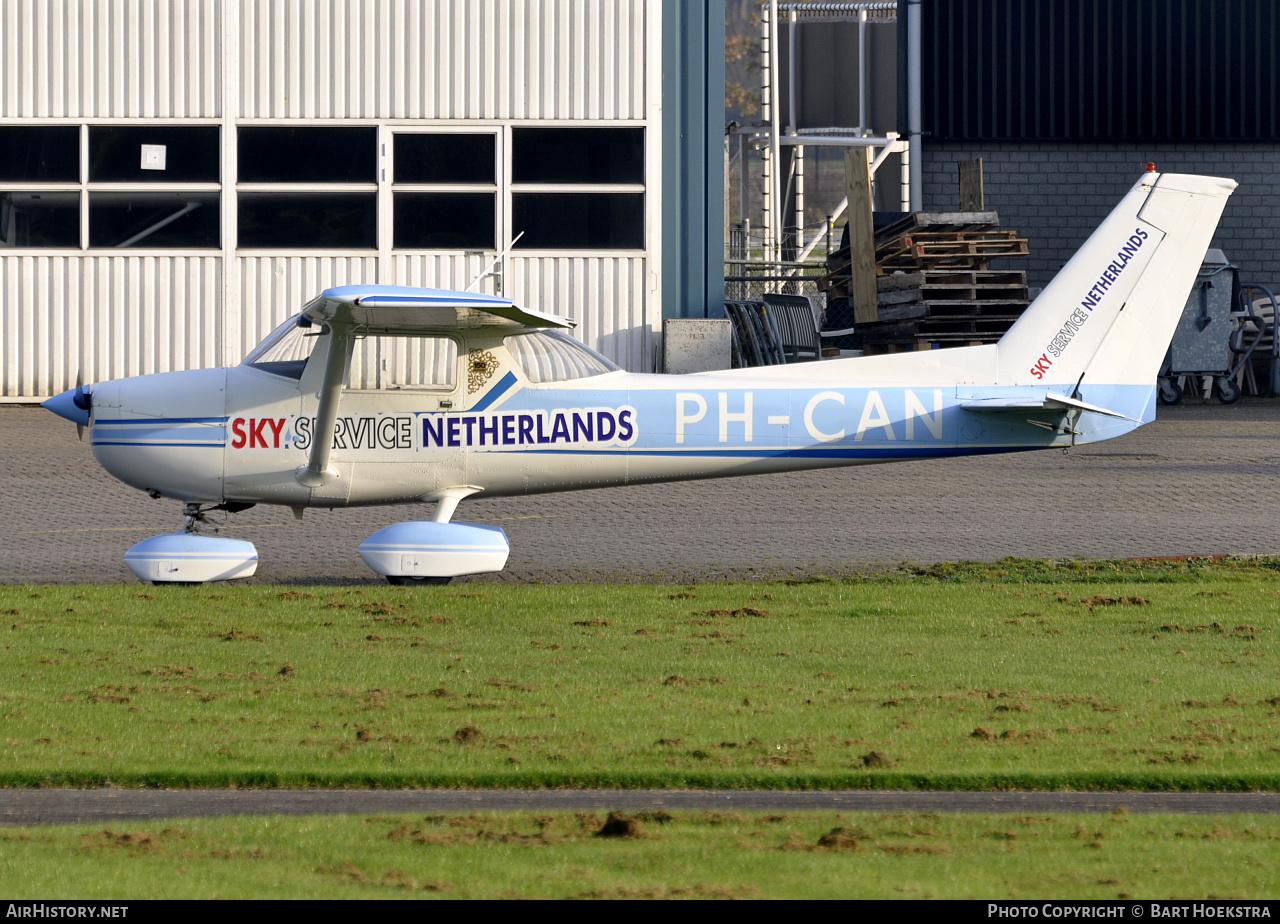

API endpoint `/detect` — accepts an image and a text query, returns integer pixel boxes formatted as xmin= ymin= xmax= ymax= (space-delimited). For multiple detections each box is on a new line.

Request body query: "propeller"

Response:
xmin=71 ymin=371 xmax=90 ymax=441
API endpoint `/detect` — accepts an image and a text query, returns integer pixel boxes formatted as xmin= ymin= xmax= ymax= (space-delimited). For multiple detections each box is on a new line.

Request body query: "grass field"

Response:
xmin=3 ymin=810 xmax=1278 ymax=899
xmin=2 ymin=558 xmax=1278 ymax=789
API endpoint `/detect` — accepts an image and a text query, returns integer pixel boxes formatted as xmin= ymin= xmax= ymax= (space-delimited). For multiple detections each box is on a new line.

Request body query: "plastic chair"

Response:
xmin=1232 ymin=284 xmax=1280 ymax=397
xmin=762 ymin=293 xmax=858 ymax=362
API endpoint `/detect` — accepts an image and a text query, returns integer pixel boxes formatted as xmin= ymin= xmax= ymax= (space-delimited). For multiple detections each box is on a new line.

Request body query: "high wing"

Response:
xmin=301 ymin=284 xmax=574 ymax=334
xmin=296 ymin=285 xmax=572 ymax=489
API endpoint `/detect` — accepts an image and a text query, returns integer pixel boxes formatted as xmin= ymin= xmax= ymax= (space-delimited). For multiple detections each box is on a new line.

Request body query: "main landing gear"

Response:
xmin=122 ymin=502 xmax=509 ymax=586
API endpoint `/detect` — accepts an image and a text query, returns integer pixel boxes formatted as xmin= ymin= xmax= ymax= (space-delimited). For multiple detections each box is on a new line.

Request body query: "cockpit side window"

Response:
xmin=241 ymin=315 xmax=320 ymax=380
xmin=346 ymin=334 xmax=458 ymax=390
xmin=505 ymin=330 xmax=619 ymax=383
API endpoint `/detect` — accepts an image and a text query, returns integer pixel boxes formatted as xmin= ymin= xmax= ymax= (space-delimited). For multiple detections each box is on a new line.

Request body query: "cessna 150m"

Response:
xmin=43 ymin=170 xmax=1236 ymax=583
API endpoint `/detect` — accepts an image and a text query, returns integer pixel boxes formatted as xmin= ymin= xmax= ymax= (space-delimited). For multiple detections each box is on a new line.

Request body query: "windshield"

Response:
xmin=504 ymin=330 xmax=619 ymax=383
xmin=241 ymin=315 xmax=320 ymax=379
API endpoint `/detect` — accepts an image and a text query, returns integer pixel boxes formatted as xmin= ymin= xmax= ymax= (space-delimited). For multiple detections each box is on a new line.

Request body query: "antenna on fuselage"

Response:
xmin=465 ymin=231 xmax=525 ymax=293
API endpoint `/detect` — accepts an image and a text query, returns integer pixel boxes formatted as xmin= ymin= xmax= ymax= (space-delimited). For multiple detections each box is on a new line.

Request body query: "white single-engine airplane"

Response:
xmin=44 ymin=170 xmax=1235 ymax=584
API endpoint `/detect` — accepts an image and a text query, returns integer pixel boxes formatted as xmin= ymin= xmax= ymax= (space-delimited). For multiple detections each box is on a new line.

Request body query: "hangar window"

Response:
xmin=392 ymin=133 xmax=497 ymax=251
xmin=510 ymin=127 xmax=644 ymax=250
xmin=238 ymin=192 xmax=376 ymax=249
xmin=87 ymin=125 xmax=221 ymax=248
xmin=89 ymin=126 xmax=220 ymax=183
xmin=348 ymin=335 xmax=458 ymax=390
xmin=0 ymin=126 xmax=79 ymax=182
xmin=505 ymin=330 xmax=619 ymax=383
xmin=89 ymin=190 xmax=220 ymax=248
xmin=395 ymin=134 xmax=494 ymax=184
xmin=0 ymin=127 xmax=82 ymax=248
xmin=239 ymin=127 xmax=376 ymax=183
xmin=513 ymin=193 xmax=643 ymax=249
xmin=512 ymin=128 xmax=643 ymax=184
xmin=3 ymin=124 xmax=223 ymax=249
xmin=237 ymin=127 xmax=378 ymax=250
xmin=0 ymin=192 xmax=80 ymax=248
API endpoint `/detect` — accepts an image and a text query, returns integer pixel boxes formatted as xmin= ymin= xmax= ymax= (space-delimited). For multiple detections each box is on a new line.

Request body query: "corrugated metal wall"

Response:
xmin=923 ymin=0 xmax=1280 ymax=142
xmin=511 ymin=255 xmax=651 ymax=372
xmin=393 ymin=253 xmax=491 ymax=291
xmin=235 ymin=256 xmax=377 ymax=364
xmin=1 ymin=255 xmax=221 ymax=395
xmin=1 ymin=0 xmax=660 ymax=398
xmin=1 ymin=0 xmax=221 ymax=118
xmin=239 ymin=0 xmax=649 ymax=120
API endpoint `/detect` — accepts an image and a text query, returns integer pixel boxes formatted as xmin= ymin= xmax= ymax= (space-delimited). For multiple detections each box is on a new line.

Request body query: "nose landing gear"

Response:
xmin=124 ymin=502 xmax=259 ymax=584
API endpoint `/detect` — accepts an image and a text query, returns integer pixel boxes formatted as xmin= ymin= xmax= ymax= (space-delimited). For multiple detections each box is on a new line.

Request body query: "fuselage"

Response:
xmin=43 ymin=171 xmax=1239 ymax=543
xmin=81 ymin=333 xmax=1153 ymax=509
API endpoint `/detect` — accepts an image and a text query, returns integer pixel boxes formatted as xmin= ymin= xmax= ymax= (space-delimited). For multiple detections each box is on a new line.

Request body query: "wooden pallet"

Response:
xmin=877 ymin=269 xmax=1028 ymax=291
xmin=819 ymin=211 xmax=1031 ymax=307
xmin=875 ymin=232 xmax=1030 ymax=271
xmin=879 ymin=285 xmax=1030 ymax=306
xmin=872 ymin=210 xmax=999 ymax=247
xmin=861 ymin=337 xmax=1002 ymax=354
xmin=876 ymin=299 xmax=1030 ymax=323
xmin=822 ymin=274 xmax=1031 ymax=302
xmin=857 ymin=316 xmax=1020 ymax=339
xmin=826 ymin=234 xmax=1029 ymax=281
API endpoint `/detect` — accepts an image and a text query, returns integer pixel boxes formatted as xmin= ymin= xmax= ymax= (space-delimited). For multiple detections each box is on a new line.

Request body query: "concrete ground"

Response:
xmin=2 ymin=399 xmax=1278 ymax=584
xmin=3 ymin=789 xmax=1278 ymax=825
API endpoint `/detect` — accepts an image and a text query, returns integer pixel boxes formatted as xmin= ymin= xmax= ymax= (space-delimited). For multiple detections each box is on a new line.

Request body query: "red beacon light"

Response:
xmin=1146 ymin=162 xmax=1157 ymax=172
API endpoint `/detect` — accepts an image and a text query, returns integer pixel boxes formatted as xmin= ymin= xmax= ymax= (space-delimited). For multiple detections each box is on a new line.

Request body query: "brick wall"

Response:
xmin=922 ymin=143 xmax=1280 ymax=290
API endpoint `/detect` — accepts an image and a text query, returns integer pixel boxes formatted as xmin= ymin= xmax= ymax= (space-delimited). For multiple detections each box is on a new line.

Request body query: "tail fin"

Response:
xmin=997 ymin=172 xmax=1237 ymax=390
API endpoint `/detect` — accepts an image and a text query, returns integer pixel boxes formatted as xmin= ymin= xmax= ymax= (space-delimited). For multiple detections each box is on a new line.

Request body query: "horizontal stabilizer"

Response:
xmin=961 ymin=391 xmax=1139 ymax=422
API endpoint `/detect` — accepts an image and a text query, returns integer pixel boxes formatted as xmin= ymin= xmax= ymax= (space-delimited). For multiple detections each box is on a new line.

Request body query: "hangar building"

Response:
xmin=1 ymin=0 xmax=723 ymax=400
xmin=917 ymin=0 xmax=1280 ymax=290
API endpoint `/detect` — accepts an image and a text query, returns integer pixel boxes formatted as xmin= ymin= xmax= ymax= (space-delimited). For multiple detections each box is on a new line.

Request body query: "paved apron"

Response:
xmin=1 ymin=789 xmax=1278 ymax=825
xmin=2 ymin=400 xmax=1278 ymax=584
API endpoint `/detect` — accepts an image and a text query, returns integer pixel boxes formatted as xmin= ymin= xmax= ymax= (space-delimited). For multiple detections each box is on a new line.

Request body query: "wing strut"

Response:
xmin=295 ymin=325 xmax=352 ymax=488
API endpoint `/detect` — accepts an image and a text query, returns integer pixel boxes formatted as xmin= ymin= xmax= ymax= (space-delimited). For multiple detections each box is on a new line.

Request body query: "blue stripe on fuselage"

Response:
xmin=442 ymin=382 xmax=1153 ymax=454
xmin=92 ymin=426 xmax=226 ymax=443
xmin=503 ymin=444 xmax=1038 ymax=459
xmin=469 ymin=371 xmax=519 ymax=412
xmin=107 ymin=382 xmax=1153 ymax=459
xmin=93 ymin=416 xmax=228 ymax=425
xmin=91 ymin=441 xmax=224 ymax=448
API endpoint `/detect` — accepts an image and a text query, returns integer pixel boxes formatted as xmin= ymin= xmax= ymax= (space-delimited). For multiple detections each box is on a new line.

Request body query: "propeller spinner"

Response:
xmin=43 ymin=381 xmax=91 ymax=439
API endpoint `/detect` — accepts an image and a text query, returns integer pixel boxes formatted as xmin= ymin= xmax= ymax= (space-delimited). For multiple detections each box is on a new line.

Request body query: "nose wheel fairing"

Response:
xmin=124 ymin=532 xmax=259 ymax=583
xmin=124 ymin=502 xmax=259 ymax=584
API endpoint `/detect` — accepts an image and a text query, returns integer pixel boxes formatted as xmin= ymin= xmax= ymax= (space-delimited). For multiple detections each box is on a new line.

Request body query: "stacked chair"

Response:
xmin=724 ymin=295 xmax=856 ymax=369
